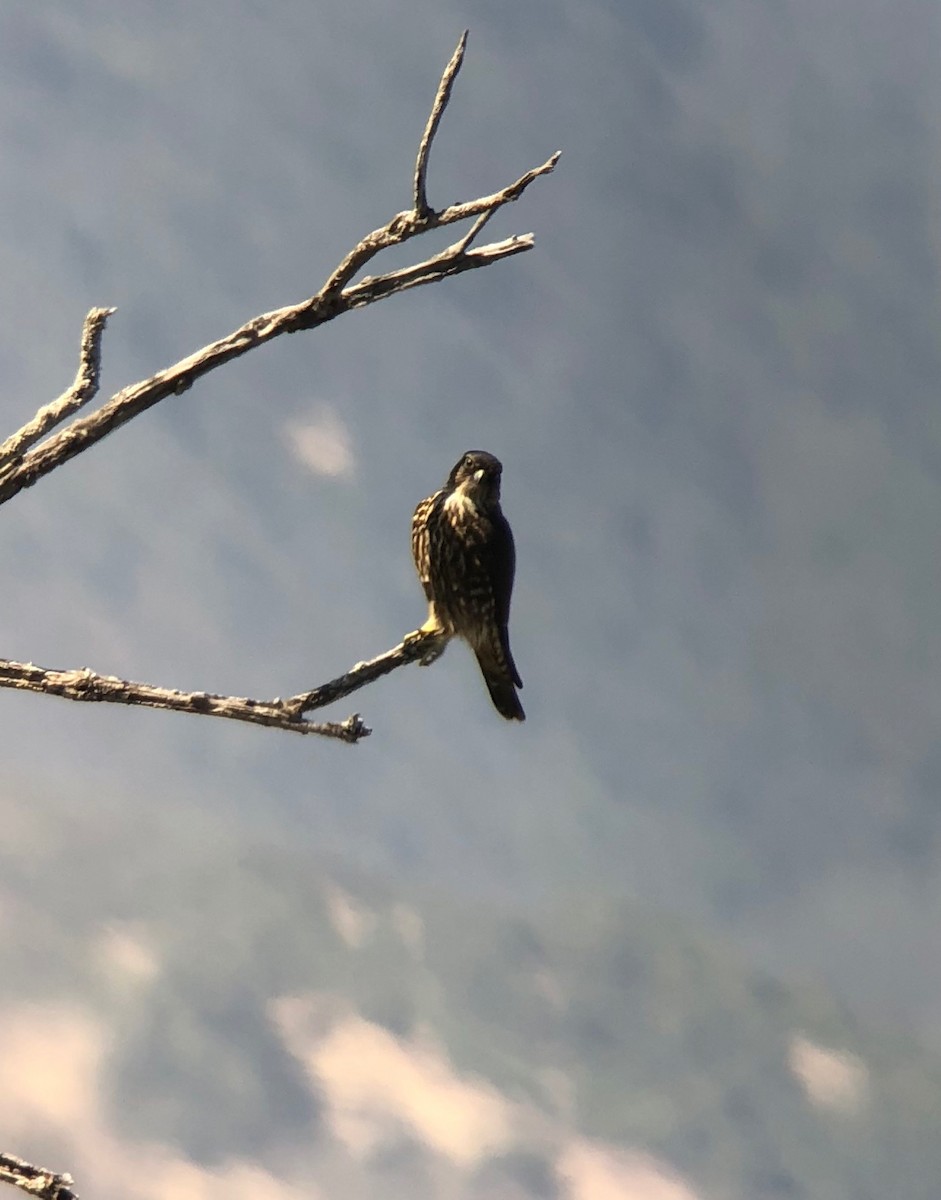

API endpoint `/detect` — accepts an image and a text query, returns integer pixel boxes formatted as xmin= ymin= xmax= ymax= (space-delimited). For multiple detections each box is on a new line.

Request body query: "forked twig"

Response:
xmin=0 ymin=307 xmax=114 ymax=470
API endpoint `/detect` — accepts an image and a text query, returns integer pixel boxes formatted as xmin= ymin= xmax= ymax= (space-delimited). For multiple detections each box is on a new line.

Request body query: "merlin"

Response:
xmin=411 ymin=450 xmax=525 ymax=721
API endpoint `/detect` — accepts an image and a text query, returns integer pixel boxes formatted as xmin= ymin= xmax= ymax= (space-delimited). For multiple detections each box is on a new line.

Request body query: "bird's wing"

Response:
xmin=411 ymin=491 xmax=440 ymax=598
xmin=487 ymin=508 xmax=517 ymax=630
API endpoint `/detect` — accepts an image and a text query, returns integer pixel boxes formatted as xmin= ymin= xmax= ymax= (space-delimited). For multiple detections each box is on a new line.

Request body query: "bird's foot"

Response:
xmin=404 ymin=628 xmax=449 ymax=666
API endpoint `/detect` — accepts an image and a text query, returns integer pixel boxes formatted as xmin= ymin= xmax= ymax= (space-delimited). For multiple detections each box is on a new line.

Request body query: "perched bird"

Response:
xmin=411 ymin=450 xmax=525 ymax=721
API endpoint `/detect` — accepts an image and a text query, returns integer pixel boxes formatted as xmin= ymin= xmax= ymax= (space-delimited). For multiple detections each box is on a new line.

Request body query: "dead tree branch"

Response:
xmin=0 ymin=1153 xmax=78 ymax=1200
xmin=0 ymin=307 xmax=115 ymax=471
xmin=414 ymin=29 xmax=468 ymax=216
xmin=0 ymin=630 xmax=447 ymax=743
xmin=0 ymin=32 xmax=559 ymax=510
xmin=0 ymin=31 xmax=558 ymax=738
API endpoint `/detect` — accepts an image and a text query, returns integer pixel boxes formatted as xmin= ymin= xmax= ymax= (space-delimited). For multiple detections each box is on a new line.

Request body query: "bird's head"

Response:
xmin=447 ymin=450 xmax=504 ymax=504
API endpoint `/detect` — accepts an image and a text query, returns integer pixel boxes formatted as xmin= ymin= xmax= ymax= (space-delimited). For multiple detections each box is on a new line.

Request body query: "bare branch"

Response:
xmin=291 ymin=630 xmax=447 ymax=715
xmin=414 ymin=30 xmax=468 ymax=217
xmin=345 ymin=232 xmax=536 ymax=306
xmin=0 ymin=631 xmax=446 ymax=741
xmin=0 ymin=306 xmax=114 ymax=469
xmin=434 ymin=151 xmax=561 ymax=225
xmin=0 ymin=150 xmax=558 ymax=511
xmin=0 ymin=1152 xmax=78 ymax=1200
xmin=320 ymin=150 xmax=560 ymax=298
xmin=0 ymin=29 xmax=560 ymax=514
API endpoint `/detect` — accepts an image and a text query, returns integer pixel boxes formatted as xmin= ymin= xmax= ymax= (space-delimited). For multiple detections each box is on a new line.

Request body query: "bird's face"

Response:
xmin=447 ymin=450 xmax=503 ymax=504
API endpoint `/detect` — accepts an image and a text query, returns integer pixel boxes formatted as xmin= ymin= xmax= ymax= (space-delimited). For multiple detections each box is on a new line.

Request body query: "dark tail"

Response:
xmin=476 ymin=643 xmax=525 ymax=721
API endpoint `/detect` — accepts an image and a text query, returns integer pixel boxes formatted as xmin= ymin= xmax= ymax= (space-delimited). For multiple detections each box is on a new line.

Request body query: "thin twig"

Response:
xmin=346 ymin=231 xmax=536 ymax=304
xmin=454 ymin=206 xmax=498 ymax=255
xmin=0 ymin=631 xmax=445 ymax=740
xmin=0 ymin=1152 xmax=78 ymax=1200
xmin=435 ymin=151 xmax=562 ymax=224
xmin=0 ymin=307 xmax=114 ymax=469
xmin=291 ymin=630 xmax=447 ymax=715
xmin=414 ymin=30 xmax=468 ymax=217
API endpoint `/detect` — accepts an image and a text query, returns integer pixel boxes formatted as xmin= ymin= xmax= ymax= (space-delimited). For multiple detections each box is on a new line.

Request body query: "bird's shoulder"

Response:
xmin=412 ymin=487 xmax=447 ymax=527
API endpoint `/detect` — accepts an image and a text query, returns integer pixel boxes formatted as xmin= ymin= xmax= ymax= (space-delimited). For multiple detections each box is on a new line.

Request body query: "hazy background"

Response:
xmin=2 ymin=1 xmax=941 ymax=1197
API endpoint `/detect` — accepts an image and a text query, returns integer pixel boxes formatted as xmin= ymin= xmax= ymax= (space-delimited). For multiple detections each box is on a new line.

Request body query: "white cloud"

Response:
xmin=283 ymin=409 xmax=356 ymax=479
xmin=272 ymin=994 xmax=514 ymax=1165
xmin=789 ymin=1034 xmax=870 ymax=1113
xmin=0 ymin=1002 xmax=321 ymax=1200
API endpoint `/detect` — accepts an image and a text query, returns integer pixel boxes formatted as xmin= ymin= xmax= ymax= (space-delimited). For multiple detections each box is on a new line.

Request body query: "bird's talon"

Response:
xmin=419 ymin=642 xmax=447 ymax=666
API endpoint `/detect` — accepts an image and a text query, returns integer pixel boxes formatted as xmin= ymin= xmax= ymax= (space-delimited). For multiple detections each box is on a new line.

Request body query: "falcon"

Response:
xmin=411 ymin=450 xmax=525 ymax=721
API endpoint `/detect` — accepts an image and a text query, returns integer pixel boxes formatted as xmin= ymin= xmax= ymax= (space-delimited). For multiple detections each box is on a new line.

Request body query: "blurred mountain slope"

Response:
xmin=4 ymin=779 xmax=941 ymax=1199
